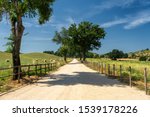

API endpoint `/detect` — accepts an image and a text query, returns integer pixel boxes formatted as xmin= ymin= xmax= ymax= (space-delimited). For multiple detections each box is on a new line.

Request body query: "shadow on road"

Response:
xmin=38 ymin=71 xmax=125 ymax=87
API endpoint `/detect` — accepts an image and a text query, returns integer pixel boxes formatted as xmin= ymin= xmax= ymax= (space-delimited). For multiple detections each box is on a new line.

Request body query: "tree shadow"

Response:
xmin=67 ymin=62 xmax=81 ymax=65
xmin=37 ymin=71 xmax=125 ymax=87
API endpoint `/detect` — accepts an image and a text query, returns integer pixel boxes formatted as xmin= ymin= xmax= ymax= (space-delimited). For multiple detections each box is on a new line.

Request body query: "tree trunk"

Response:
xmin=83 ymin=50 xmax=86 ymax=61
xmin=64 ymin=55 xmax=67 ymax=62
xmin=11 ymin=16 xmax=24 ymax=80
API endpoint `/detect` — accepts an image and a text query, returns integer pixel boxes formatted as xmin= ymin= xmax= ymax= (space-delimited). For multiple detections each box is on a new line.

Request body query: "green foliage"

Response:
xmin=86 ymin=52 xmax=99 ymax=58
xmin=68 ymin=21 xmax=106 ymax=61
xmin=87 ymin=58 xmax=150 ymax=82
xmin=0 ymin=0 xmax=55 ymax=24
xmin=52 ymin=22 xmax=105 ymax=61
xmin=139 ymin=56 xmax=147 ymax=61
xmin=43 ymin=51 xmax=55 ymax=55
xmin=52 ymin=27 xmax=74 ymax=61
xmin=0 ymin=0 xmax=55 ymax=80
xmin=106 ymin=49 xmax=127 ymax=60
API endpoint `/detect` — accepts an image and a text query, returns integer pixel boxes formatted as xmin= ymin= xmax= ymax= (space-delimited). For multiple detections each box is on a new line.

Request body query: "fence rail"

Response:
xmin=0 ymin=62 xmax=57 ymax=83
xmin=84 ymin=61 xmax=150 ymax=95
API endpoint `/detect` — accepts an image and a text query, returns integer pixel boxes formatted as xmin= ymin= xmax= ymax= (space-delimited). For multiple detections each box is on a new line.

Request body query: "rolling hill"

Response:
xmin=0 ymin=52 xmax=63 ymax=68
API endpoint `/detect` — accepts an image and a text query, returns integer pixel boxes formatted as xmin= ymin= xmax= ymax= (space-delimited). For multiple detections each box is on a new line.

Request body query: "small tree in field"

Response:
xmin=0 ymin=0 xmax=55 ymax=80
xmin=108 ymin=49 xmax=125 ymax=60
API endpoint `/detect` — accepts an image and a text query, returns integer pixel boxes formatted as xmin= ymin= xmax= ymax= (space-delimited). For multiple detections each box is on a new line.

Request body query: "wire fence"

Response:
xmin=84 ymin=61 xmax=150 ymax=95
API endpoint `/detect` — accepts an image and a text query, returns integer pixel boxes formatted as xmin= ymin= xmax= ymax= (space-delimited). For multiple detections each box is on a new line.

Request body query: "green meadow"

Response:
xmin=86 ymin=58 xmax=150 ymax=82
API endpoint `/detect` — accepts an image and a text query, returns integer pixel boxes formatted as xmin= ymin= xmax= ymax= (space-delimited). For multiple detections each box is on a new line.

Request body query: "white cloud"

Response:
xmin=124 ymin=10 xmax=150 ymax=29
xmin=124 ymin=16 xmax=150 ymax=29
xmin=101 ymin=9 xmax=150 ymax=29
xmin=101 ymin=19 xmax=127 ymax=28
xmin=84 ymin=0 xmax=136 ymax=19
xmin=94 ymin=0 xmax=135 ymax=9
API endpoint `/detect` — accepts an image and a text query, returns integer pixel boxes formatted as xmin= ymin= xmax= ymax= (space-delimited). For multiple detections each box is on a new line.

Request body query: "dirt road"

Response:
xmin=0 ymin=59 xmax=150 ymax=100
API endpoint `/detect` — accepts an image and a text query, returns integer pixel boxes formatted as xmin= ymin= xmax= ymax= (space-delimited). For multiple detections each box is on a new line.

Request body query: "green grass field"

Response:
xmin=86 ymin=58 xmax=150 ymax=93
xmin=86 ymin=58 xmax=150 ymax=81
xmin=0 ymin=51 xmax=65 ymax=68
xmin=0 ymin=52 xmax=67 ymax=92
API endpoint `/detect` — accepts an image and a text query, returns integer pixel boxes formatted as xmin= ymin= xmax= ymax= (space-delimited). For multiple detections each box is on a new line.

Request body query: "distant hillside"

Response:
xmin=0 ymin=52 xmax=63 ymax=68
xmin=128 ymin=49 xmax=150 ymax=58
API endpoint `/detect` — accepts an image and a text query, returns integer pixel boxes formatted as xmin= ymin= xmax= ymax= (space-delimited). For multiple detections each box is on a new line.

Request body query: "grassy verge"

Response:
xmin=0 ymin=52 xmax=69 ymax=93
xmin=85 ymin=58 xmax=150 ymax=94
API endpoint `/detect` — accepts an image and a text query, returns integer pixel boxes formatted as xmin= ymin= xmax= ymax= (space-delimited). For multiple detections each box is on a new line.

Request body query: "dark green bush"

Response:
xmin=139 ymin=56 xmax=147 ymax=61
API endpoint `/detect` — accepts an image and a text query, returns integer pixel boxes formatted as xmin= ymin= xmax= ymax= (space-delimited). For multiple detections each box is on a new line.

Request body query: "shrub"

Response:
xmin=131 ymin=73 xmax=142 ymax=81
xmin=139 ymin=56 xmax=147 ymax=61
xmin=122 ymin=71 xmax=129 ymax=78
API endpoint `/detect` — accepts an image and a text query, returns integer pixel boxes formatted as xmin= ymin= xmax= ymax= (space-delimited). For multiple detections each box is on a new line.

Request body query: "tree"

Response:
xmin=43 ymin=50 xmax=55 ymax=55
xmin=68 ymin=21 xmax=105 ymax=61
xmin=57 ymin=46 xmax=69 ymax=62
xmin=52 ymin=27 xmax=72 ymax=62
xmin=108 ymin=49 xmax=125 ymax=60
xmin=0 ymin=0 xmax=55 ymax=80
xmin=139 ymin=56 xmax=147 ymax=61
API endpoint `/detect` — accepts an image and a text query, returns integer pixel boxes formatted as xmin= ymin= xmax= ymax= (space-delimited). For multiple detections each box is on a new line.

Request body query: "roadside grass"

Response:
xmin=0 ymin=52 xmax=68 ymax=93
xmin=86 ymin=58 xmax=150 ymax=94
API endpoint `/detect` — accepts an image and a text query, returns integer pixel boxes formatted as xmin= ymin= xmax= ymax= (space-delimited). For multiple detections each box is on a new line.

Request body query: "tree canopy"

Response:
xmin=69 ymin=21 xmax=105 ymax=61
xmin=0 ymin=0 xmax=55 ymax=80
xmin=52 ymin=27 xmax=73 ymax=62
xmin=52 ymin=21 xmax=106 ymax=61
xmin=105 ymin=49 xmax=128 ymax=60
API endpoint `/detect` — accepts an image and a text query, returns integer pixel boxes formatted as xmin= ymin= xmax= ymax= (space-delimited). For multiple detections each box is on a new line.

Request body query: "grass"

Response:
xmin=86 ymin=58 xmax=150 ymax=93
xmin=0 ymin=51 xmax=65 ymax=67
xmin=0 ymin=52 xmax=67 ymax=93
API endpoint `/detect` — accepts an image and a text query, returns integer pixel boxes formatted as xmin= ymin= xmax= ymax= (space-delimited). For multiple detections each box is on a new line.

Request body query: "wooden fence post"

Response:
xmin=99 ymin=63 xmax=101 ymax=73
xmin=104 ymin=64 xmax=106 ymax=74
xmin=48 ymin=64 xmax=50 ymax=71
xmin=113 ymin=64 xmax=115 ymax=76
xmin=40 ymin=64 xmax=42 ymax=76
xmin=129 ymin=66 xmax=132 ymax=87
xmin=144 ymin=68 xmax=148 ymax=95
xmin=120 ymin=65 xmax=122 ymax=81
xmin=98 ymin=62 xmax=100 ymax=73
xmin=101 ymin=63 xmax=103 ymax=74
xmin=35 ymin=65 xmax=37 ymax=76
xmin=108 ymin=64 xmax=110 ymax=76
xmin=28 ymin=66 xmax=30 ymax=78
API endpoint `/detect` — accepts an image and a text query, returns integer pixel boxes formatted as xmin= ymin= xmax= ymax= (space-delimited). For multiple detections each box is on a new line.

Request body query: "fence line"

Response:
xmin=0 ymin=62 xmax=57 ymax=83
xmin=84 ymin=61 xmax=149 ymax=95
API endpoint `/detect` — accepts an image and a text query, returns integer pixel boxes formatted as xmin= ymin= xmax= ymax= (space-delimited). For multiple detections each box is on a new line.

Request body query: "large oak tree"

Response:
xmin=0 ymin=0 xmax=55 ymax=80
xmin=69 ymin=21 xmax=106 ymax=61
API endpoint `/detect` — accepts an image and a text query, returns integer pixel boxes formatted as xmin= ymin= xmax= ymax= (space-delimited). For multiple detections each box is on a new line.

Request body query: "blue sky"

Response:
xmin=0 ymin=0 xmax=150 ymax=54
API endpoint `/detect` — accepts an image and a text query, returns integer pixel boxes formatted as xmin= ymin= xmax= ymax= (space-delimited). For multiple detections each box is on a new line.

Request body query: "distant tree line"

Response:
xmin=43 ymin=50 xmax=100 ymax=59
xmin=100 ymin=49 xmax=128 ymax=60
xmin=100 ymin=48 xmax=150 ymax=61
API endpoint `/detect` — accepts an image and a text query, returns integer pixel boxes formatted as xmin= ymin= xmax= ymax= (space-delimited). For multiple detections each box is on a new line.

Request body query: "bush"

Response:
xmin=139 ymin=56 xmax=147 ymax=61
xmin=122 ymin=71 xmax=129 ymax=78
xmin=131 ymin=73 xmax=142 ymax=81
